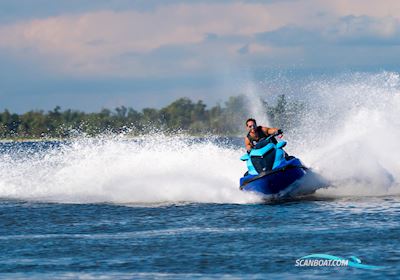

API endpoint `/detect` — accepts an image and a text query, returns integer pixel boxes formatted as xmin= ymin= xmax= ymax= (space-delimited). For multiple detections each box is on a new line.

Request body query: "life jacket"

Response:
xmin=246 ymin=126 xmax=269 ymax=148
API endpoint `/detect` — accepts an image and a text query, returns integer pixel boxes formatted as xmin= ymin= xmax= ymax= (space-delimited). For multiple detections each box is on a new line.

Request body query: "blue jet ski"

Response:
xmin=240 ymin=132 xmax=309 ymax=198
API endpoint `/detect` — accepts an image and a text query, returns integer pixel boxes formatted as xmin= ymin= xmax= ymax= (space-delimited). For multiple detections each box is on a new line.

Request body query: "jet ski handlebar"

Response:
xmin=272 ymin=129 xmax=283 ymax=137
xmin=265 ymin=129 xmax=283 ymax=140
xmin=253 ymin=130 xmax=284 ymax=149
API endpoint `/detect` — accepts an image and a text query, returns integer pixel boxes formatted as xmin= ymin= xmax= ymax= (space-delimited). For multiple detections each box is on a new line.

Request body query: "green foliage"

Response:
xmin=0 ymin=94 xmax=303 ymax=139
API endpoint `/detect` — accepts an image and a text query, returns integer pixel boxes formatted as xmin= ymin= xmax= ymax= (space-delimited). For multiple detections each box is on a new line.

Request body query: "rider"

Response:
xmin=245 ymin=118 xmax=282 ymax=153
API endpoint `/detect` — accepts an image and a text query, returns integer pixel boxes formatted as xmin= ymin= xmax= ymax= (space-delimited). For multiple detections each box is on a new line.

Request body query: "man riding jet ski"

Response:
xmin=244 ymin=118 xmax=281 ymax=153
xmin=240 ymin=118 xmax=310 ymax=197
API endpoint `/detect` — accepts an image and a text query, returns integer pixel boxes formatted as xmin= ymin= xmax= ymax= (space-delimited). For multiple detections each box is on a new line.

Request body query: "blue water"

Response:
xmin=0 ymin=141 xmax=399 ymax=279
xmin=0 ymin=198 xmax=399 ymax=279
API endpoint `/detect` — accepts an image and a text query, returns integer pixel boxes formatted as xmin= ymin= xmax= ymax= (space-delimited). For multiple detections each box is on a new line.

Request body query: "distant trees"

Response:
xmin=268 ymin=94 xmax=305 ymax=132
xmin=0 ymin=95 xmax=303 ymax=139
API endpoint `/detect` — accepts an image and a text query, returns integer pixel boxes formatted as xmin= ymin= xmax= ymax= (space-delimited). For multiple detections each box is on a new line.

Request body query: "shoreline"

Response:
xmin=0 ymin=138 xmax=63 ymax=143
xmin=0 ymin=134 xmax=243 ymax=143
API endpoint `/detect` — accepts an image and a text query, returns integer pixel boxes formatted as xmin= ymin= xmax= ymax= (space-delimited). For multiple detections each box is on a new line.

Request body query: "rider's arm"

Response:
xmin=245 ymin=137 xmax=252 ymax=153
xmin=261 ymin=126 xmax=279 ymax=135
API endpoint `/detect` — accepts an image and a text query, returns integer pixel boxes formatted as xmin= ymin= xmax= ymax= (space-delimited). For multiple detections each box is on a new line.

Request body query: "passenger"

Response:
xmin=244 ymin=118 xmax=282 ymax=153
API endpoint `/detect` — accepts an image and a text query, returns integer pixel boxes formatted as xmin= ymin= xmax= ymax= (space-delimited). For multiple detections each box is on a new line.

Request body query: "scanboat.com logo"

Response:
xmin=295 ymin=254 xmax=385 ymax=270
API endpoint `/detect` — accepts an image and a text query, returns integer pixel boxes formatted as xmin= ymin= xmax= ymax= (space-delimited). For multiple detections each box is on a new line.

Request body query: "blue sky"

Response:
xmin=1 ymin=0 xmax=400 ymax=112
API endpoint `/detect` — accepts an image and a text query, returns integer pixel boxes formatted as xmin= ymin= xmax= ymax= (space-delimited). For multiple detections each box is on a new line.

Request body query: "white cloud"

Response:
xmin=0 ymin=3 xmax=281 ymax=76
xmin=0 ymin=0 xmax=400 ymax=78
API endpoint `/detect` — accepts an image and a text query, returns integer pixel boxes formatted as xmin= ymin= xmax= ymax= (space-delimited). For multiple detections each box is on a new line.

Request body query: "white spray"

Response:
xmin=0 ymin=135 xmax=261 ymax=204
xmin=286 ymin=71 xmax=400 ymax=196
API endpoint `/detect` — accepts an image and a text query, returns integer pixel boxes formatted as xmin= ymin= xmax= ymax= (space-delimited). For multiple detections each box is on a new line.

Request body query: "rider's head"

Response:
xmin=246 ymin=118 xmax=257 ymax=131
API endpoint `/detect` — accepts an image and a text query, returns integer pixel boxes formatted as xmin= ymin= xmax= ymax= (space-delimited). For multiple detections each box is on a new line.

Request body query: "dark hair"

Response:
xmin=246 ymin=118 xmax=256 ymax=126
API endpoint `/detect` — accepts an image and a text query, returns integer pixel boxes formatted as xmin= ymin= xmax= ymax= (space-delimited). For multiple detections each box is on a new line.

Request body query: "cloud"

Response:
xmin=237 ymin=44 xmax=250 ymax=55
xmin=0 ymin=2 xmax=279 ymax=77
xmin=256 ymin=26 xmax=322 ymax=46
xmin=326 ymin=15 xmax=400 ymax=45
xmin=325 ymin=0 xmax=400 ymax=20
xmin=255 ymin=15 xmax=400 ymax=47
xmin=0 ymin=0 xmax=179 ymax=24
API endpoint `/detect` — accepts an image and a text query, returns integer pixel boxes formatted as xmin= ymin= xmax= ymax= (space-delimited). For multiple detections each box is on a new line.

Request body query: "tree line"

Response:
xmin=0 ymin=95 xmax=304 ymax=139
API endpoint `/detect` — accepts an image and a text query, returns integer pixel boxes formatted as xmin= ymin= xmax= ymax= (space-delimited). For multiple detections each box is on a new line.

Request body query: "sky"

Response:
xmin=1 ymin=0 xmax=400 ymax=112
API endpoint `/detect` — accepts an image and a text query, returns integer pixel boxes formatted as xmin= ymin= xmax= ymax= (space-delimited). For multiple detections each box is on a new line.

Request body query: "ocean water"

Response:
xmin=0 ymin=196 xmax=399 ymax=279
xmin=1 ymin=71 xmax=400 ymax=279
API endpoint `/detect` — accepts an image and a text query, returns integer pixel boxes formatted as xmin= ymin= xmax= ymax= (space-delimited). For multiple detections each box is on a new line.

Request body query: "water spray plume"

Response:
xmin=0 ymin=133 xmax=261 ymax=204
xmin=0 ymin=71 xmax=399 ymax=204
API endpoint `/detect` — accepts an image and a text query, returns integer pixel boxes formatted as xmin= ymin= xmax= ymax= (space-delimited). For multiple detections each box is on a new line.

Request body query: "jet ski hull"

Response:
xmin=240 ymin=159 xmax=308 ymax=196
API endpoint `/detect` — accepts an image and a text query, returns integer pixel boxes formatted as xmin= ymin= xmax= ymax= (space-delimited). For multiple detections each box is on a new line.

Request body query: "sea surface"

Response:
xmin=1 ymin=196 xmax=399 ymax=279
xmin=0 ymin=139 xmax=399 ymax=279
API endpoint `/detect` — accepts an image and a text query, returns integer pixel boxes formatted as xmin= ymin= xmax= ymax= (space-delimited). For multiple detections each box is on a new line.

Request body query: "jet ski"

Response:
xmin=240 ymin=131 xmax=310 ymax=198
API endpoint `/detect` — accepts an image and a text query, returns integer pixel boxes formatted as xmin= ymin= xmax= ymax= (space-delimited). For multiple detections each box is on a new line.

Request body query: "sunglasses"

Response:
xmin=247 ymin=124 xmax=256 ymax=129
